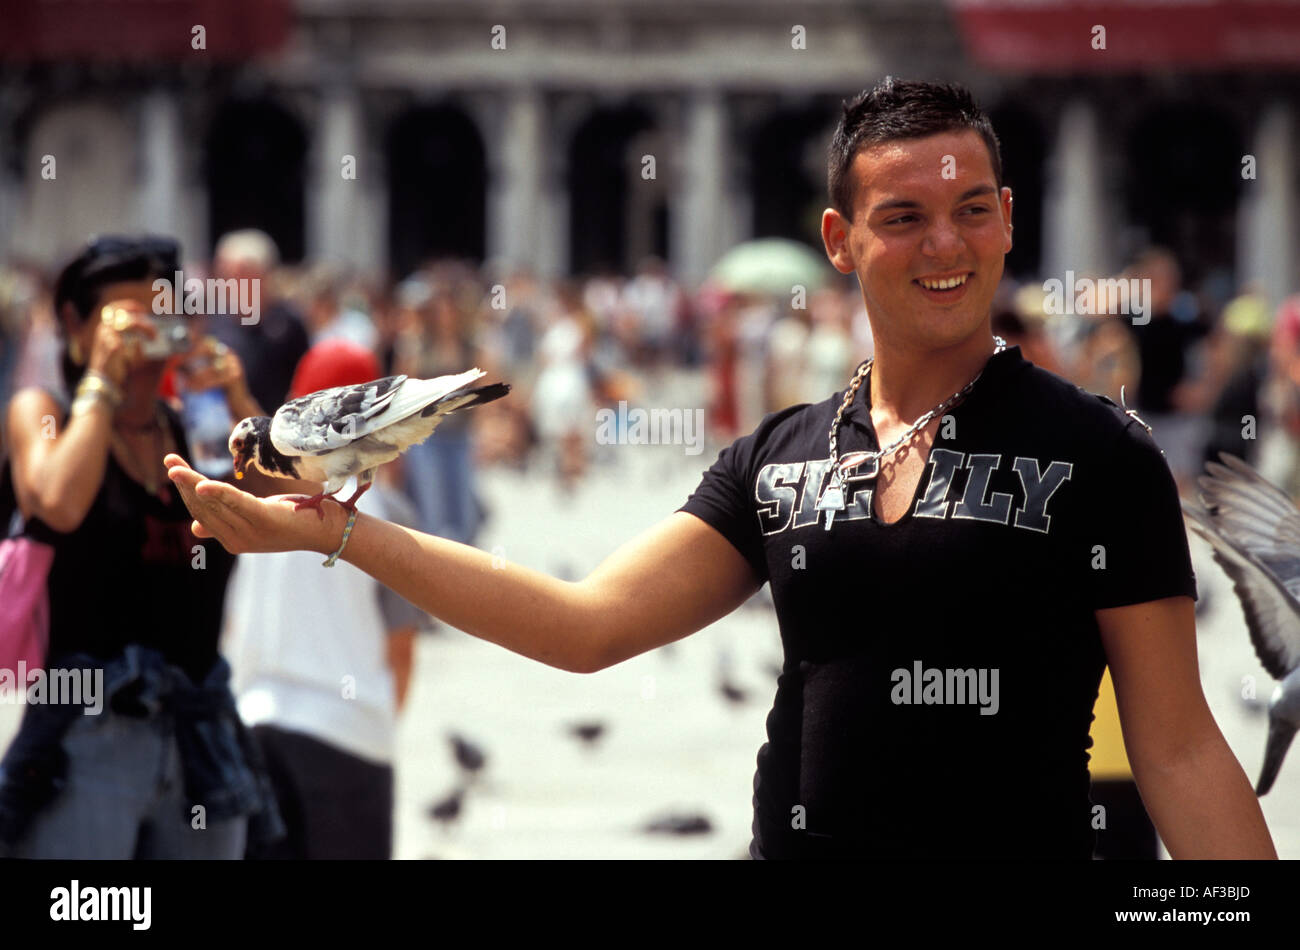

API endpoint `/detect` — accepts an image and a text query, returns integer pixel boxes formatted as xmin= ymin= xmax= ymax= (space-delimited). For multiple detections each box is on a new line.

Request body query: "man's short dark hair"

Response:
xmin=827 ymin=77 xmax=1004 ymax=222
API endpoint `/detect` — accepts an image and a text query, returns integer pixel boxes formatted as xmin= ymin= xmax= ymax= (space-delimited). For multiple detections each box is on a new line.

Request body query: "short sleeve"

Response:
xmin=1079 ymin=420 xmax=1198 ymax=610
xmin=677 ymin=430 xmax=770 ymax=585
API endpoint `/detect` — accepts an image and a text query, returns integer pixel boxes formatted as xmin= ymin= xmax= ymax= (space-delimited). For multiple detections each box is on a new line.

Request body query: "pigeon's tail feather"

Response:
xmin=1256 ymin=716 xmax=1298 ymax=795
xmin=421 ymin=381 xmax=511 ymax=417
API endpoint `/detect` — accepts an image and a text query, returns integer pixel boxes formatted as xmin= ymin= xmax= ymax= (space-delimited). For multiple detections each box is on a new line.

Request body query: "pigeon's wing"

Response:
xmin=360 ymin=368 xmax=488 ymax=433
xmin=1183 ymin=452 xmax=1300 ymax=679
xmin=270 ymin=375 xmax=408 ymax=455
xmin=270 ymin=369 xmax=490 ymax=456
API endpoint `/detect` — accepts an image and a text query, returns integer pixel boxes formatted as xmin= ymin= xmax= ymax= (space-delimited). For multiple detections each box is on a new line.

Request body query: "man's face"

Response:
xmin=822 ymin=130 xmax=1013 ymax=353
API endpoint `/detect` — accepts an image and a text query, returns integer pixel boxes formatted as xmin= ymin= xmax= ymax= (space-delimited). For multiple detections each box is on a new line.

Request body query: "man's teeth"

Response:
xmin=918 ymin=275 xmax=969 ymax=290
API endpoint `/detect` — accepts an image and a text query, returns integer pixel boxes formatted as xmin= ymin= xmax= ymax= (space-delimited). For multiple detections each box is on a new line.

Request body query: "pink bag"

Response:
xmin=0 ymin=535 xmax=53 ymax=675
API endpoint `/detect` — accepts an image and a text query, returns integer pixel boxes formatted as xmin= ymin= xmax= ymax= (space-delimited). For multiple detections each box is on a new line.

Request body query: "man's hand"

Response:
xmin=165 ymin=453 xmax=345 ymax=556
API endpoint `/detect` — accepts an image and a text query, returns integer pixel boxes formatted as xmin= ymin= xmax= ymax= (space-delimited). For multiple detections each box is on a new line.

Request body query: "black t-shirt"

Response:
xmin=22 ymin=396 xmax=236 ymax=683
xmin=206 ymin=300 xmax=310 ymax=417
xmin=1125 ymin=312 xmax=1210 ymax=414
xmin=677 ymin=345 xmax=1197 ymax=859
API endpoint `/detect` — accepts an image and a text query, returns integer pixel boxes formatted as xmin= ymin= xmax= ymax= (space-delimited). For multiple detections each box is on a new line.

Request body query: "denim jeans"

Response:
xmin=7 ymin=707 xmax=246 ymax=859
xmin=402 ymin=430 xmax=480 ymax=544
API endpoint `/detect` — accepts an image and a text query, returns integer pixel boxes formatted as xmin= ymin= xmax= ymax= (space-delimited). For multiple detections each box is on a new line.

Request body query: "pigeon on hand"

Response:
xmin=1182 ymin=452 xmax=1300 ymax=796
xmin=228 ymin=368 xmax=510 ymax=516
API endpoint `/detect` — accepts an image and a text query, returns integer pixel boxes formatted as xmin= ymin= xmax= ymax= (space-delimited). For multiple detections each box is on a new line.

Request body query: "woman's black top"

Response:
xmin=21 ymin=391 xmax=236 ymax=684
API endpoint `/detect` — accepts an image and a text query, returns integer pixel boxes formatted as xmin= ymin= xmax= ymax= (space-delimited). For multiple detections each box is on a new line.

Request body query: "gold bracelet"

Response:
xmin=322 ymin=508 xmax=359 ymax=568
xmin=69 ymin=389 xmax=115 ymax=419
xmin=76 ymin=371 xmax=123 ymax=409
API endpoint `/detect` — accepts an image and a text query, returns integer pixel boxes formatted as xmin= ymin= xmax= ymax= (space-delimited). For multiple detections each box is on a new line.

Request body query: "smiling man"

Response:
xmin=165 ymin=78 xmax=1277 ymax=860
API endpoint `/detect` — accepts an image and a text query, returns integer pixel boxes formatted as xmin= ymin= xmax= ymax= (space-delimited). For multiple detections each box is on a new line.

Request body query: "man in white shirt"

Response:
xmin=221 ymin=340 xmax=423 ymax=859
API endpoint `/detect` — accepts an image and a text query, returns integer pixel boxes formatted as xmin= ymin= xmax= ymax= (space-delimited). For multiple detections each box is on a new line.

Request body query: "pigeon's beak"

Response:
xmin=232 ymin=451 xmax=247 ymax=480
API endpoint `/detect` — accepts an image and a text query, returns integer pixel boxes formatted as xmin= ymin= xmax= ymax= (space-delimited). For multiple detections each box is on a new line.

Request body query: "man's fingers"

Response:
xmin=168 ymin=466 xmax=246 ymax=545
xmin=194 ymin=479 xmax=261 ymax=529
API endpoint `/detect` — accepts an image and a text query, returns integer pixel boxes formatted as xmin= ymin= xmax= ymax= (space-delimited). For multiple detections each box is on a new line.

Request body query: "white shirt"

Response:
xmin=220 ymin=484 xmax=397 ymax=765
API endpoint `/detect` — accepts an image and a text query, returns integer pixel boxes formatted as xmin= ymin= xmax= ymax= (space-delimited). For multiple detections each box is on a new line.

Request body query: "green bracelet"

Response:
xmin=323 ymin=508 xmax=359 ymax=567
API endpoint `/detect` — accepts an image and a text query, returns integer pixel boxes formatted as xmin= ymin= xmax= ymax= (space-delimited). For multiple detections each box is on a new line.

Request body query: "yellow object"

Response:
xmin=1088 ymin=667 xmax=1133 ymax=779
xmin=1222 ymin=293 xmax=1271 ymax=339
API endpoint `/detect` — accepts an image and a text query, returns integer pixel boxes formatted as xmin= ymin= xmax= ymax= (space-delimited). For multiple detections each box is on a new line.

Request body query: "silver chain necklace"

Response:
xmin=816 ymin=335 xmax=1007 ymax=530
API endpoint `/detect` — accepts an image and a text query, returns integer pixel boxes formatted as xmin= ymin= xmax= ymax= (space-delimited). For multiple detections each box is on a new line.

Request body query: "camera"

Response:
xmin=134 ymin=315 xmax=193 ymax=360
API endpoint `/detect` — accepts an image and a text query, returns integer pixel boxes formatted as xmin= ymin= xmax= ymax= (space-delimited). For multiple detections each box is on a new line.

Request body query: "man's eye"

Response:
xmin=963 ymin=205 xmax=991 ymax=215
xmin=887 ymin=215 xmax=918 ymax=225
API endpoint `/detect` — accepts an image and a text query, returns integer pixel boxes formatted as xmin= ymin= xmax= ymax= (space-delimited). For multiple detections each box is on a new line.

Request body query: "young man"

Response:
xmin=166 ymin=79 xmax=1276 ymax=860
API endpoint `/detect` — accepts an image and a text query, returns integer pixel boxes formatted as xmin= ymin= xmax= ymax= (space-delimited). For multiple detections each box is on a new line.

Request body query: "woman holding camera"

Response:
xmin=0 ymin=235 xmax=281 ymax=858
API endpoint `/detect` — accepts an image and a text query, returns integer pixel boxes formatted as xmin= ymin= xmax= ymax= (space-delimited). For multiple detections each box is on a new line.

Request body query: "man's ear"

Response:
xmin=1001 ymin=186 xmax=1014 ymax=254
xmin=822 ymin=208 xmax=856 ymax=275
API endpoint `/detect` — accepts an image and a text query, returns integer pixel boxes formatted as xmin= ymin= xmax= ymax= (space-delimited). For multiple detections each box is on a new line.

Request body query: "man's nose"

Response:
xmin=920 ymin=219 xmax=963 ymax=261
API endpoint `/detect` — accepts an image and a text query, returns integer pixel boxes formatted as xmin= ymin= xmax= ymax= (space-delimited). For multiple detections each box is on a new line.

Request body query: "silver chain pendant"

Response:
xmin=816 ymin=475 xmax=847 ymax=530
xmin=817 ymin=335 xmax=1006 ymax=531
xmin=838 ymin=451 xmax=879 ymax=480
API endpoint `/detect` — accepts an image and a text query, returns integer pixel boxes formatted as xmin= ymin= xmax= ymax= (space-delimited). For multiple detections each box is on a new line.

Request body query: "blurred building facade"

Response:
xmin=0 ymin=0 xmax=1297 ymax=304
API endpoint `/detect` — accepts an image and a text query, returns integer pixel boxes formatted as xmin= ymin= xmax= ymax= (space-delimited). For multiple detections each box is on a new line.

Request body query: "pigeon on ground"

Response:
xmin=566 ymin=721 xmax=606 ymax=747
xmin=427 ymin=785 xmax=467 ymax=828
xmin=449 ymin=731 xmax=487 ymax=776
xmin=228 ymin=368 xmax=509 ymax=515
xmin=716 ymin=648 xmax=750 ymax=706
xmin=1182 ymin=452 xmax=1300 ymax=796
xmin=641 ymin=811 xmax=713 ymax=835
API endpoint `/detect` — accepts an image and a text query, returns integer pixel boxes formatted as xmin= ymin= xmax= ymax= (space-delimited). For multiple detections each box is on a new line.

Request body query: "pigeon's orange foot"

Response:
xmin=336 ymin=478 xmax=374 ymax=514
xmin=291 ymin=492 xmax=332 ymax=520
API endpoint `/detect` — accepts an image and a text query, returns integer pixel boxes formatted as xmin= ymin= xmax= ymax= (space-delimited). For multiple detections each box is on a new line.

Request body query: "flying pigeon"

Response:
xmin=228 ymin=368 xmax=510 ymax=515
xmin=1181 ymin=452 xmax=1300 ymax=796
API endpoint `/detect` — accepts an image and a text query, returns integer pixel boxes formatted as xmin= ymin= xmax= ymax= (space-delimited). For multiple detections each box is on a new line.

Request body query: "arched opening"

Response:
xmin=1124 ymin=102 xmax=1243 ymax=285
xmin=567 ymin=104 xmax=660 ymax=276
xmin=386 ymin=104 xmax=486 ymax=278
xmin=206 ymin=99 xmax=307 ymax=262
xmin=987 ymin=102 xmax=1046 ymax=280
xmin=747 ymin=106 xmax=833 ymax=249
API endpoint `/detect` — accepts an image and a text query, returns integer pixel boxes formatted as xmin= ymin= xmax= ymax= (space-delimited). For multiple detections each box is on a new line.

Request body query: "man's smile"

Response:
xmin=913 ymin=270 xmax=974 ymax=301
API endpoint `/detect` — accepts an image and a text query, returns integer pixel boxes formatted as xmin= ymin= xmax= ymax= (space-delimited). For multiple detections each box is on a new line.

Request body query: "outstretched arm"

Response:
xmin=166 ymin=453 xmax=762 ymax=674
xmin=1097 ymin=595 xmax=1277 ymax=858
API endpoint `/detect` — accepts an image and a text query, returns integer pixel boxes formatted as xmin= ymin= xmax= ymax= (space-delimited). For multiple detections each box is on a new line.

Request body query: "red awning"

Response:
xmin=951 ymin=0 xmax=1300 ymax=72
xmin=0 ymin=0 xmax=293 ymax=62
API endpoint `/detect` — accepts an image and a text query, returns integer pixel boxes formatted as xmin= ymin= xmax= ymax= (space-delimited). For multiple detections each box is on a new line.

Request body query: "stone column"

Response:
xmin=1042 ymin=99 xmax=1111 ymax=282
xmin=671 ymin=88 xmax=727 ymax=286
xmin=309 ymin=85 xmax=385 ymax=272
xmin=136 ymin=90 xmax=183 ymax=240
xmin=1238 ymin=102 xmax=1297 ymax=312
xmin=487 ymin=87 xmax=545 ymax=275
